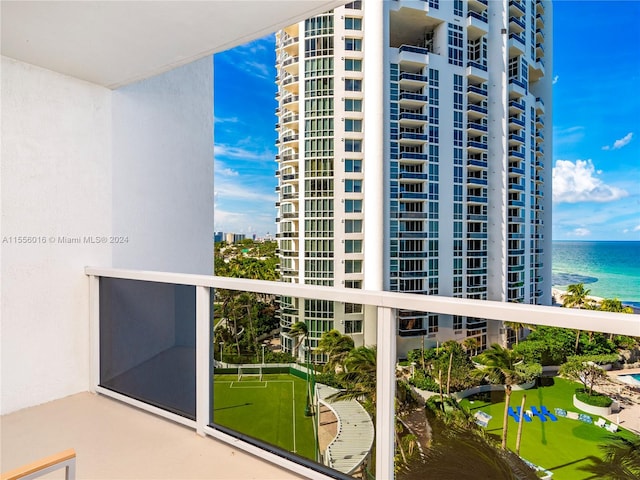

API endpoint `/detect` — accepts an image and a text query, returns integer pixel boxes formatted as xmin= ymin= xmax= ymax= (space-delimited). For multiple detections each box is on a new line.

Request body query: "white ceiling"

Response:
xmin=1 ymin=1 xmax=345 ymax=89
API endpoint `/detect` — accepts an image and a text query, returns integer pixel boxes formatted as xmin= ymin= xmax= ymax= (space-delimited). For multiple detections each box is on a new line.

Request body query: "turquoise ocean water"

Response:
xmin=552 ymin=241 xmax=640 ymax=308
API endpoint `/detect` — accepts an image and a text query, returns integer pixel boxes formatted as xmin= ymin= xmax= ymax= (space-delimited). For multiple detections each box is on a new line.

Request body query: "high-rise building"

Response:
xmin=275 ymin=0 xmax=552 ymax=359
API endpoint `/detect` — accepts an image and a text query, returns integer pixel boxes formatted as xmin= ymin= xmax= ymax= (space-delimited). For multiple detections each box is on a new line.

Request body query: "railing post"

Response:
xmin=376 ymin=306 xmax=396 ymax=480
xmin=88 ymin=274 xmax=100 ymax=393
xmin=195 ymin=286 xmax=211 ymax=436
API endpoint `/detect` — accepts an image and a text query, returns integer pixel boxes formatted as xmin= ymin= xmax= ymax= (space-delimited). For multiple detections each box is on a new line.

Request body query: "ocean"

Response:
xmin=552 ymin=241 xmax=640 ymax=309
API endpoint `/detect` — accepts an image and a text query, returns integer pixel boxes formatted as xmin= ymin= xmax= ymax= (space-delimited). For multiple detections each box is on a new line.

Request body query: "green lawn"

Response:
xmin=460 ymin=377 xmax=638 ymax=479
xmin=212 ymin=373 xmax=316 ymax=460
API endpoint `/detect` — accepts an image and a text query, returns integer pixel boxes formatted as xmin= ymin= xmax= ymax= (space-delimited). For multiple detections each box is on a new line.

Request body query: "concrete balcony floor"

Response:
xmin=1 ymin=392 xmax=302 ymax=480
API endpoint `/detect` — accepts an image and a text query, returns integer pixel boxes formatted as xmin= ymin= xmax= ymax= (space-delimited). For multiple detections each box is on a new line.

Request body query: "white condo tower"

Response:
xmin=274 ymin=0 xmax=552 ymax=360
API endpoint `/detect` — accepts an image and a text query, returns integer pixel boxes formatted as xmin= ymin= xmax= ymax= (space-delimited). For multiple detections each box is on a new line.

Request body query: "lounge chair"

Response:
xmin=474 ymin=411 xmax=492 ymax=428
xmin=578 ymin=413 xmax=593 ymax=424
xmin=516 ymin=406 xmax=532 ymax=422
xmin=594 ymin=418 xmax=606 ymax=427
xmin=531 ymin=405 xmax=547 ymax=422
xmin=554 ymin=407 xmax=567 ymax=417
xmin=508 ymin=406 xmax=519 ymax=422
xmin=605 ymin=423 xmax=618 ymax=433
xmin=540 ymin=405 xmax=557 ymax=421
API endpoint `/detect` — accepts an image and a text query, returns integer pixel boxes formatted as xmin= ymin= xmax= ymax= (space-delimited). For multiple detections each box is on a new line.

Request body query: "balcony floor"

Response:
xmin=1 ymin=392 xmax=303 ymax=479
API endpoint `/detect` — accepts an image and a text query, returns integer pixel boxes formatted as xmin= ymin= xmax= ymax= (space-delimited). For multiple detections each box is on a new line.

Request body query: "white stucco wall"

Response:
xmin=111 ymin=56 xmax=214 ymax=275
xmin=1 ymin=55 xmax=214 ymax=414
xmin=1 ymin=57 xmax=112 ymax=414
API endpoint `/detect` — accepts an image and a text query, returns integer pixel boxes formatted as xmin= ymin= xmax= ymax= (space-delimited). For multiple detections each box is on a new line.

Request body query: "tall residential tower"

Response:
xmin=275 ymin=0 xmax=552 ymax=359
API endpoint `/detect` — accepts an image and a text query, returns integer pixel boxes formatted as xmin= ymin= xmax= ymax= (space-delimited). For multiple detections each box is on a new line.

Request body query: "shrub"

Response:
xmin=410 ymin=370 xmax=440 ymax=392
xmin=515 ymin=362 xmax=543 ymax=383
xmin=314 ymin=372 xmax=344 ymax=389
xmin=567 ymin=353 xmax=620 ymax=365
xmin=264 ymin=351 xmax=295 ymax=363
xmin=614 ymin=335 xmax=638 ymax=349
xmin=407 ymin=349 xmax=423 ymax=365
xmin=575 ymin=389 xmax=613 ymax=407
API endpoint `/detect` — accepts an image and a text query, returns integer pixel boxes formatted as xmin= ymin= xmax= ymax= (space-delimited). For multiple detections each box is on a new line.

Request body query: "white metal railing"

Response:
xmin=86 ymin=267 xmax=639 ymax=480
xmin=1 ymin=449 xmax=76 ymax=480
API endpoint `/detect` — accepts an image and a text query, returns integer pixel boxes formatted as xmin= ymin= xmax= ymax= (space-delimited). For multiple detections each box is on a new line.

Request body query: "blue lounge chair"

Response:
xmin=541 ymin=405 xmax=557 ymax=421
xmin=474 ymin=411 xmax=492 ymax=427
xmin=508 ymin=406 xmax=519 ymax=422
xmin=578 ymin=413 xmax=593 ymax=424
xmin=531 ymin=405 xmax=547 ymax=422
xmin=554 ymin=407 xmax=567 ymax=417
xmin=516 ymin=406 xmax=532 ymax=422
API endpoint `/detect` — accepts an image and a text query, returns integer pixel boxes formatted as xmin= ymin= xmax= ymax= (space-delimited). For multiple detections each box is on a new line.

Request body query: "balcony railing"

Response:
xmin=467 ymin=60 xmax=488 ymax=72
xmin=398 ymin=44 xmax=430 ymax=56
xmin=84 ymin=268 xmax=639 ymax=480
xmin=467 ymin=10 xmax=488 ymax=23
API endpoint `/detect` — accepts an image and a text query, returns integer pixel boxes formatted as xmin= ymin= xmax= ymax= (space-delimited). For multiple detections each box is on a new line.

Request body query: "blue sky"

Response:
xmin=214 ymin=1 xmax=640 ymax=241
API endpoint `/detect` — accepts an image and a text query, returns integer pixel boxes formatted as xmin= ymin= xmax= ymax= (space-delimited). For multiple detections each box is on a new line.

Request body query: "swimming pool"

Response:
xmin=618 ymin=373 xmax=640 ymax=386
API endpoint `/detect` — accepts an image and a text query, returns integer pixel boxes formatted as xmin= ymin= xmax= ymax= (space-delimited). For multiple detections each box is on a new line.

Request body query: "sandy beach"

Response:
xmin=552 ymin=287 xmax=640 ymax=314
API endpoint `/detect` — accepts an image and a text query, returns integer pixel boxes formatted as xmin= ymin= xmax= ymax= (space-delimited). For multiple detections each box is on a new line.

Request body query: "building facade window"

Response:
xmin=345 ymin=179 xmax=363 ymax=193
xmin=345 ymin=219 xmax=363 ymax=233
xmin=345 ymin=199 xmax=362 ymax=213
xmin=345 ymin=79 xmax=362 ymax=91
xmin=345 ymin=139 xmax=362 ymax=152
xmin=345 ymin=38 xmax=362 ymax=51
xmin=344 ymin=17 xmax=362 ymax=30
xmin=345 ymin=259 xmax=363 ymax=273
xmin=345 ymin=58 xmax=362 ymax=71
xmin=345 ymin=98 xmax=363 ymax=112
xmin=345 ymin=159 xmax=362 ymax=172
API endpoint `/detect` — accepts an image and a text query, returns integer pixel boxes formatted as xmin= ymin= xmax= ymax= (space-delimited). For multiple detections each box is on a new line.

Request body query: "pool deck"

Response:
xmin=598 ymin=368 xmax=640 ymax=434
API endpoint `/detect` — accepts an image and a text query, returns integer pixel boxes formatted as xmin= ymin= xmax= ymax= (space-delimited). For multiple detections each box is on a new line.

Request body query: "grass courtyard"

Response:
xmin=460 ymin=377 xmax=638 ymax=479
xmin=212 ymin=373 xmax=316 ymax=460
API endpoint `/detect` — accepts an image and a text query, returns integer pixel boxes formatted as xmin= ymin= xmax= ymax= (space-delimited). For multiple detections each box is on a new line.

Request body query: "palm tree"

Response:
xmin=580 ymin=436 xmax=640 ymax=479
xmin=477 ymin=344 xmax=524 ymax=450
xmin=315 ymin=329 xmax=354 ymax=373
xmin=515 ymin=394 xmax=526 ymax=455
xmin=288 ymin=321 xmax=309 ymax=362
xmin=463 ymin=337 xmax=480 ymax=357
xmin=332 ymin=346 xmax=426 ymax=472
xmin=563 ymin=283 xmax=591 ymax=308
xmin=563 ymin=283 xmax=593 ymax=353
xmin=600 ymin=298 xmax=633 ymax=314
xmin=331 ymin=346 xmax=378 ymax=407
xmin=504 ymin=321 xmax=535 ymax=346
xmin=289 ymin=321 xmax=313 ymax=415
xmin=599 ymin=298 xmax=634 ymax=340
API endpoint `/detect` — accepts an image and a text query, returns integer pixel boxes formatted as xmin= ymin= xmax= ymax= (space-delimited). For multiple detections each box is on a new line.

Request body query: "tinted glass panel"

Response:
xmin=100 ymin=278 xmax=196 ymax=419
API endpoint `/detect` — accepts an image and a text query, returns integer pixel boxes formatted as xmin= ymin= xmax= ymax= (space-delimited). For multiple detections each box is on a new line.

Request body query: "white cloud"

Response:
xmin=214 ymin=183 xmax=275 ymax=204
xmin=214 ymin=116 xmax=239 ymax=124
xmin=571 ymin=228 xmax=591 ymax=237
xmin=214 ymin=159 xmax=239 ymax=177
xmin=634 ymin=225 xmax=640 ymax=232
xmin=552 ymin=75 xmax=559 ymax=85
xmin=217 ymin=36 xmax=275 ymax=80
xmin=613 ymin=132 xmax=634 ymax=149
xmin=553 ymin=125 xmax=585 ymax=147
xmin=602 ymin=132 xmax=633 ymax=150
xmin=214 ymin=144 xmax=275 ymax=162
xmin=553 ymin=159 xmax=628 ymax=203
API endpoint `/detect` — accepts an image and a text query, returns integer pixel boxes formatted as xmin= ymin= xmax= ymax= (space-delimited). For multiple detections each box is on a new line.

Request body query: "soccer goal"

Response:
xmin=237 ymin=365 xmax=263 ymax=381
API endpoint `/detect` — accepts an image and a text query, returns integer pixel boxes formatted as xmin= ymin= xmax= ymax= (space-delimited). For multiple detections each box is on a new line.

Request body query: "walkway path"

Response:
xmin=315 ymin=384 xmax=375 ymax=476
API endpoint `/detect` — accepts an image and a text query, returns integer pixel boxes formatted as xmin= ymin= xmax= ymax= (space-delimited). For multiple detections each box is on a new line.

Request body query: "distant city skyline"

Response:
xmin=213 ymin=1 xmax=640 ymax=241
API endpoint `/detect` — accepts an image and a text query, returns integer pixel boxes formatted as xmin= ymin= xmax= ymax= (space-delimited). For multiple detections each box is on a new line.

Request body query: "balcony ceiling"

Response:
xmin=1 ymin=0 xmax=345 ymax=89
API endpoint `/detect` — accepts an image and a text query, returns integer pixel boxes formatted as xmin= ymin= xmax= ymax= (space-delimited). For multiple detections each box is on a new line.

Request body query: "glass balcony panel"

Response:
xmin=99 ymin=278 xmax=196 ymax=419
xmin=210 ymin=289 xmax=376 ymax=479
xmin=89 ymin=270 xmax=640 ymax=480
